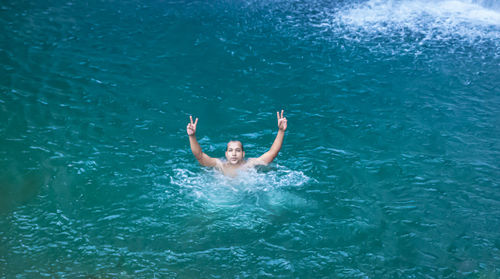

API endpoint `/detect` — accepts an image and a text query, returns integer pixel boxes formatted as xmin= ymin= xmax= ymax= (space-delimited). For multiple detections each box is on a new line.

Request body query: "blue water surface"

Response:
xmin=1 ymin=0 xmax=499 ymax=277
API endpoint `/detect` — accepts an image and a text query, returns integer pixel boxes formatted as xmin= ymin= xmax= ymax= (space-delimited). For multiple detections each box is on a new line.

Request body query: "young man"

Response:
xmin=187 ymin=110 xmax=288 ymax=177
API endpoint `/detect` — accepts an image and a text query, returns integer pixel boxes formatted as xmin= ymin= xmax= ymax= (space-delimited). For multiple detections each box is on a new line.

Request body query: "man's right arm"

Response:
xmin=187 ymin=116 xmax=219 ymax=167
xmin=188 ymin=135 xmax=219 ymax=167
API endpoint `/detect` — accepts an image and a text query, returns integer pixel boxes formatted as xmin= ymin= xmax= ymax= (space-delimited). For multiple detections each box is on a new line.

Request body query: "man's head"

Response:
xmin=225 ymin=140 xmax=245 ymax=165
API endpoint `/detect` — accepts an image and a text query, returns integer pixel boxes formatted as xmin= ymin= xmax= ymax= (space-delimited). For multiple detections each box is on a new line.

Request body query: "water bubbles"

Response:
xmin=169 ymin=166 xmax=312 ymax=226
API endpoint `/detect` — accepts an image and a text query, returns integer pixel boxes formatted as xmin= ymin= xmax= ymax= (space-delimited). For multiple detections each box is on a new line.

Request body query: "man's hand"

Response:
xmin=277 ymin=110 xmax=287 ymax=131
xmin=187 ymin=115 xmax=198 ymax=136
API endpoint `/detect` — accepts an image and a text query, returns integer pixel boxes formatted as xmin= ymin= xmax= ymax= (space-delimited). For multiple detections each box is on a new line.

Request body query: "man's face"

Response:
xmin=225 ymin=141 xmax=245 ymax=165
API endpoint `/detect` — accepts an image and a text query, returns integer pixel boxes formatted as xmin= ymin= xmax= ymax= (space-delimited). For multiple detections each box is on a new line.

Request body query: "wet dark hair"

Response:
xmin=226 ymin=140 xmax=244 ymax=152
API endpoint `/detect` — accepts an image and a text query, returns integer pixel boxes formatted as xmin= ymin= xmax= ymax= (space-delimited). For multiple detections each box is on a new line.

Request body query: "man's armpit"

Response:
xmin=246 ymin=158 xmax=267 ymax=167
xmin=214 ymin=159 xmax=224 ymax=170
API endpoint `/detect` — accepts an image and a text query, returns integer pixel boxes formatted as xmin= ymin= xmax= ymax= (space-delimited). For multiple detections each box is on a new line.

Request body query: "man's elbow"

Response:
xmin=198 ymin=154 xmax=216 ymax=167
xmin=260 ymin=152 xmax=277 ymax=165
xmin=191 ymin=149 xmax=201 ymax=158
xmin=196 ymin=156 xmax=208 ymax=166
xmin=192 ymin=152 xmax=207 ymax=166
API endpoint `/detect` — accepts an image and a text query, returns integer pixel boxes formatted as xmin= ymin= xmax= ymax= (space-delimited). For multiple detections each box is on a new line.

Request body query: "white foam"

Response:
xmin=342 ymin=0 xmax=500 ymax=25
xmin=329 ymin=0 xmax=500 ymax=44
xmin=169 ymin=166 xmax=313 ymax=210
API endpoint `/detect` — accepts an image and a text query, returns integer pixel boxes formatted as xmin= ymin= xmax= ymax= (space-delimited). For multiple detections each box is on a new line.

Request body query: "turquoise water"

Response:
xmin=1 ymin=0 xmax=500 ymax=277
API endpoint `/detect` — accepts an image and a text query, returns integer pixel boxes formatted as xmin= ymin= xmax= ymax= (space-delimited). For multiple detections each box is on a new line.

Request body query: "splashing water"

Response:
xmin=322 ymin=0 xmax=500 ymax=50
xmin=170 ymin=166 xmax=313 ymax=210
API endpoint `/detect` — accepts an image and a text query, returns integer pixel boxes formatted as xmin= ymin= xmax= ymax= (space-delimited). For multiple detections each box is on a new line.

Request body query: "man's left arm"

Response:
xmin=251 ymin=110 xmax=287 ymax=166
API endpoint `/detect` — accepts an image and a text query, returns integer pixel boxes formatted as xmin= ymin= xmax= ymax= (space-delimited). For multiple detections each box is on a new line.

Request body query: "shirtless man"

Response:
xmin=187 ymin=110 xmax=288 ymax=177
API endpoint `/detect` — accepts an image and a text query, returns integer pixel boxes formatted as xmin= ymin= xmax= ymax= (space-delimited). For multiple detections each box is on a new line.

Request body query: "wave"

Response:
xmin=336 ymin=0 xmax=500 ymax=38
xmin=470 ymin=0 xmax=500 ymax=11
xmin=309 ymin=0 xmax=500 ymax=52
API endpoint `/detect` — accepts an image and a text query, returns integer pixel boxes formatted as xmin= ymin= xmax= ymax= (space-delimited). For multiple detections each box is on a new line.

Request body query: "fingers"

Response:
xmin=277 ymin=110 xmax=285 ymax=120
xmin=189 ymin=116 xmax=198 ymax=126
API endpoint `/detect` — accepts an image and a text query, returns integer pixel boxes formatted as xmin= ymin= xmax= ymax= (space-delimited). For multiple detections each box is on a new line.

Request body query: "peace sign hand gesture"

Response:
xmin=187 ymin=115 xmax=198 ymax=136
xmin=277 ymin=110 xmax=287 ymax=131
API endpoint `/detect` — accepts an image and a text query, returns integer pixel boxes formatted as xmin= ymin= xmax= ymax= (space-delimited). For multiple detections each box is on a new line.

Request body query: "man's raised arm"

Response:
xmin=253 ymin=110 xmax=288 ymax=165
xmin=187 ymin=116 xmax=219 ymax=167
